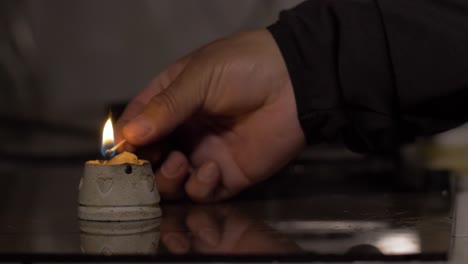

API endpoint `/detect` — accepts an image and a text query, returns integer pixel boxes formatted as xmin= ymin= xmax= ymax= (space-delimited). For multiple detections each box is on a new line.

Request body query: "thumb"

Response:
xmin=123 ymin=75 xmax=203 ymax=146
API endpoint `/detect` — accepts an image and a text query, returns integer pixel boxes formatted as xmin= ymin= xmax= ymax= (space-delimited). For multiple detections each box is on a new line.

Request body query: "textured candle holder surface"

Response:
xmin=78 ymin=160 xmax=161 ymax=221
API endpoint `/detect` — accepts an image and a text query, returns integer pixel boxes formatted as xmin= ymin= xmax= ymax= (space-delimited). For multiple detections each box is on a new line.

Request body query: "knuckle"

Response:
xmin=149 ymin=92 xmax=179 ymax=116
xmin=156 ymin=73 xmax=171 ymax=90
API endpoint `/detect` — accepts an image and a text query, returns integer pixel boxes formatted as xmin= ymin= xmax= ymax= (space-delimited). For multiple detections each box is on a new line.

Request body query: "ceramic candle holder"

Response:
xmin=78 ymin=152 xmax=161 ymax=221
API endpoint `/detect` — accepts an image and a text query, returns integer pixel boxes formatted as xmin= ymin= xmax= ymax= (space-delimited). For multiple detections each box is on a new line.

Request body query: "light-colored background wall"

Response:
xmin=0 ymin=0 xmax=302 ymax=155
xmin=25 ymin=0 xmax=301 ymax=127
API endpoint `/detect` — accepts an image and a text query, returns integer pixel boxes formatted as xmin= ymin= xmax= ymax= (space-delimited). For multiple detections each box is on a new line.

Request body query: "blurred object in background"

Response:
xmin=0 ymin=0 xmax=44 ymax=153
xmin=0 ymin=0 xmax=42 ymax=120
xmin=420 ymin=123 xmax=468 ymax=174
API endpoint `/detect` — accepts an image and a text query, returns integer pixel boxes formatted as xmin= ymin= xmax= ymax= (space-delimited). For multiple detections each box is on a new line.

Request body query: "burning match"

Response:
xmin=105 ymin=139 xmax=127 ymax=156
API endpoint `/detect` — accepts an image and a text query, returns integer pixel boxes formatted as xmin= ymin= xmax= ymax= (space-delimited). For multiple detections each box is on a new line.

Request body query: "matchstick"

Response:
xmin=105 ymin=139 xmax=127 ymax=155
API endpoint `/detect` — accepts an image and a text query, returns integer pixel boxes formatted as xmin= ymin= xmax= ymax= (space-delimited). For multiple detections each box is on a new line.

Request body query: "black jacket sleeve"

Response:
xmin=268 ymin=0 xmax=468 ymax=154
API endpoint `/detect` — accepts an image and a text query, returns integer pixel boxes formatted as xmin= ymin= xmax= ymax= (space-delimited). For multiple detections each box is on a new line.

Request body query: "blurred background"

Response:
xmin=0 ymin=0 xmax=303 ymax=160
xmin=1 ymin=0 xmax=468 ymax=174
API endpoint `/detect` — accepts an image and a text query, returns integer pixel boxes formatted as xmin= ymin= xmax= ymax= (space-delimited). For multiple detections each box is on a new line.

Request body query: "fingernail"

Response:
xmin=197 ymin=162 xmax=217 ymax=183
xmin=163 ymin=233 xmax=189 ymax=253
xmin=198 ymin=228 xmax=220 ymax=246
xmin=125 ymin=116 xmax=153 ymax=141
xmin=161 ymin=154 xmax=185 ymax=178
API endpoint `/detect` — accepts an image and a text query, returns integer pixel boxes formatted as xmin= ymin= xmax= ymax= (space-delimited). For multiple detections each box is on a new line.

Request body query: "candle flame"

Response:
xmin=101 ymin=116 xmax=115 ymax=157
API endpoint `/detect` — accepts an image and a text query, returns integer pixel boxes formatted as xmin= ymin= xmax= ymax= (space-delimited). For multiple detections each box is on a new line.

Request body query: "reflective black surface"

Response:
xmin=0 ymin=157 xmax=454 ymax=262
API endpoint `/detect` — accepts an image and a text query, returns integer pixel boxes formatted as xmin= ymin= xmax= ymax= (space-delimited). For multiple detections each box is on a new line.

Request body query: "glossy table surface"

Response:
xmin=0 ymin=157 xmax=455 ymax=262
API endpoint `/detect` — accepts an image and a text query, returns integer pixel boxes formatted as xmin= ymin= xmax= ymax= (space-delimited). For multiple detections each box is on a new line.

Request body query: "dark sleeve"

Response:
xmin=268 ymin=0 xmax=468 ymax=154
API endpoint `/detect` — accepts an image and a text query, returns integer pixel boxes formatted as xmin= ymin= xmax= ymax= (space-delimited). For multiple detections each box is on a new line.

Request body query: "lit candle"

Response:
xmin=98 ymin=115 xmax=141 ymax=165
xmin=101 ymin=115 xmax=116 ymax=158
xmin=77 ymin=116 xmax=161 ymax=222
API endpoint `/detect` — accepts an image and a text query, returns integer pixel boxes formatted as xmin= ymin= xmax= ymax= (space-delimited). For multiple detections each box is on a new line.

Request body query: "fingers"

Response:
xmin=123 ymin=64 xmax=204 ymax=146
xmin=114 ymin=99 xmax=146 ymax=145
xmin=155 ymin=151 xmax=191 ymax=200
xmin=115 ymin=54 xmax=193 ymax=143
xmin=156 ymin=153 xmax=222 ymax=202
xmin=185 ymin=161 xmax=221 ymax=203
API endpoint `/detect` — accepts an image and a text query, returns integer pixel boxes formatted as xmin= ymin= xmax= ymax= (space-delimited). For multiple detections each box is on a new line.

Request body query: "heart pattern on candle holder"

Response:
xmin=97 ymin=178 xmax=113 ymax=194
xmin=101 ymin=246 xmax=113 ymax=256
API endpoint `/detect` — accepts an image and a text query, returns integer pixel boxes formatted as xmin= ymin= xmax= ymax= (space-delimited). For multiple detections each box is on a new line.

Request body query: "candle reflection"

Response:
xmin=79 ymin=219 xmax=161 ymax=255
xmin=79 ymin=205 xmax=423 ymax=257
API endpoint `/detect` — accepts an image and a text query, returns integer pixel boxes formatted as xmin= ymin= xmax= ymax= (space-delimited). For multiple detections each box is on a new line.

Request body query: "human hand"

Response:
xmin=116 ymin=29 xmax=305 ymax=202
xmin=159 ymin=204 xmax=302 ymax=255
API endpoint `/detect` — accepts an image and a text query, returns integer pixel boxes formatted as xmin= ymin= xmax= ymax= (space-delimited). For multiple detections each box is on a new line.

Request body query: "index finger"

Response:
xmin=115 ymin=55 xmax=193 ymax=143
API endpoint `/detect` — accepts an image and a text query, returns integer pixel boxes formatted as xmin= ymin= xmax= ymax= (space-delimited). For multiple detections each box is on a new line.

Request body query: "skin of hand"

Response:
xmin=159 ymin=204 xmax=303 ymax=254
xmin=116 ymin=29 xmax=305 ymax=202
